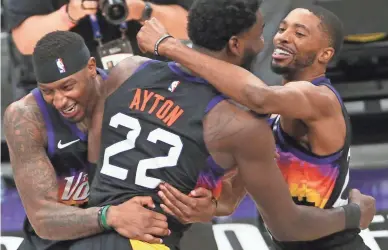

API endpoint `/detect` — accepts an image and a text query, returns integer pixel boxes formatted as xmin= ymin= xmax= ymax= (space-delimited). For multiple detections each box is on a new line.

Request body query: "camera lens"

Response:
xmin=100 ymin=0 xmax=129 ymax=25
xmin=107 ymin=4 xmax=126 ymax=21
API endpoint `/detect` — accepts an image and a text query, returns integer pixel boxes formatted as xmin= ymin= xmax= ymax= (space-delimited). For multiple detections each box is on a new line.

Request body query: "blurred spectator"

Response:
xmin=4 ymin=0 xmax=193 ymax=99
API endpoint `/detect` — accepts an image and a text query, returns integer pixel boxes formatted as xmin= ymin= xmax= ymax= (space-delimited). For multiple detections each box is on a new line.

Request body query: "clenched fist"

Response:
xmin=137 ymin=18 xmax=174 ymax=55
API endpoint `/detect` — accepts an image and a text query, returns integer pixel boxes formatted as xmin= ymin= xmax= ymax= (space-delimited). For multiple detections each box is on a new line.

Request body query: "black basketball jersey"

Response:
xmin=89 ymin=60 xmax=226 ymax=238
xmin=268 ymin=77 xmax=361 ymax=249
xmin=19 ymin=68 xmax=108 ymax=250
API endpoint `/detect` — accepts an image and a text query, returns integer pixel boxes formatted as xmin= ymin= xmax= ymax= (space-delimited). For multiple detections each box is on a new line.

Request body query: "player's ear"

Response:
xmin=227 ymin=36 xmax=243 ymax=58
xmin=87 ymin=57 xmax=97 ymax=77
xmin=317 ymin=47 xmax=334 ymax=64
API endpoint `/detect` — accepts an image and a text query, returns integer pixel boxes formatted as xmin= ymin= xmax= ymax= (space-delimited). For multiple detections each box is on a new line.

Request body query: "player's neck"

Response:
xmin=175 ymin=45 xmax=230 ymax=77
xmin=86 ymin=75 xmax=103 ymax=118
xmin=282 ymin=68 xmax=326 ymax=85
xmin=74 ymin=76 xmax=102 ymax=133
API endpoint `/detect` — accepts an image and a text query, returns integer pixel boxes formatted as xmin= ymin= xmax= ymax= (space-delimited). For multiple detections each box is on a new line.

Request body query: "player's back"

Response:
xmin=89 ymin=60 xmax=225 ymax=235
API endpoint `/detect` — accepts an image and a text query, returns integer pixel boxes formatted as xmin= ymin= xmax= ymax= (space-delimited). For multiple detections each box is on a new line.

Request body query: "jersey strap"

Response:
xmin=96 ymin=67 xmax=108 ymax=80
xmin=31 ymin=88 xmax=56 ymax=158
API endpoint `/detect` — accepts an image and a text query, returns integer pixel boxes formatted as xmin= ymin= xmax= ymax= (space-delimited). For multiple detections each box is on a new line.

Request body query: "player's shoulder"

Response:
xmin=104 ymin=56 xmax=152 ymax=97
xmin=4 ymin=94 xmax=42 ymax=119
xmin=292 ymin=80 xmax=340 ymax=115
xmin=3 ymin=94 xmax=46 ymax=143
xmin=204 ymin=99 xmax=268 ymax=150
xmin=294 ymin=80 xmax=338 ymax=101
xmin=111 ymin=55 xmax=151 ymax=76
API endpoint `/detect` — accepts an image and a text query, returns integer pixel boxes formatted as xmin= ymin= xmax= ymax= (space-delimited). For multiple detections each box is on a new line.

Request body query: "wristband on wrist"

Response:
xmin=342 ymin=203 xmax=361 ymax=229
xmin=140 ymin=2 xmax=153 ymax=22
xmin=98 ymin=205 xmax=113 ymax=231
xmin=154 ymin=34 xmax=173 ymax=56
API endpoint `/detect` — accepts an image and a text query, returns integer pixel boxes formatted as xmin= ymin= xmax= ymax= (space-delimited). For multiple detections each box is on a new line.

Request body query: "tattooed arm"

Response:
xmin=3 ymin=96 xmax=102 ymax=240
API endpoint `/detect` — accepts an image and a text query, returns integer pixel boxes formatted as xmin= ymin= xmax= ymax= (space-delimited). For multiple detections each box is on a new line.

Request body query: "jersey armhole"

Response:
xmin=31 ymin=88 xmax=55 ymax=158
xmin=205 ymin=95 xmax=228 ymax=114
xmin=266 ymin=114 xmax=279 ymax=127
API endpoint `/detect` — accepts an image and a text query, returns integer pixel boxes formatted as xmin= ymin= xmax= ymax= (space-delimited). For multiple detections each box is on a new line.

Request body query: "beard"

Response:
xmin=271 ymin=51 xmax=317 ymax=76
xmin=241 ymin=49 xmax=258 ymax=71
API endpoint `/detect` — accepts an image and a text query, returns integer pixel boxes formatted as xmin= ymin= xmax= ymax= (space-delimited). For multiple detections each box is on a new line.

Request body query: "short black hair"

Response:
xmin=188 ymin=0 xmax=262 ymax=51
xmin=33 ymin=31 xmax=86 ymax=62
xmin=304 ymin=5 xmax=344 ymax=56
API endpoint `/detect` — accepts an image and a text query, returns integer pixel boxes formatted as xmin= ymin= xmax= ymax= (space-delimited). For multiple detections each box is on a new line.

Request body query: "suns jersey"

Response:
xmin=269 ymin=76 xmax=359 ymax=249
xmin=89 ymin=60 xmax=226 ymax=238
xmin=19 ymin=89 xmax=90 ymax=250
xmin=18 ymin=69 xmax=108 ymax=250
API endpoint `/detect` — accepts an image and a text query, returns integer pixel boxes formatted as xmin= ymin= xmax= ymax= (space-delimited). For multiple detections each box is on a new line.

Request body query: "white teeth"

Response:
xmin=63 ymin=104 xmax=75 ymax=113
xmin=274 ymin=48 xmax=291 ymax=56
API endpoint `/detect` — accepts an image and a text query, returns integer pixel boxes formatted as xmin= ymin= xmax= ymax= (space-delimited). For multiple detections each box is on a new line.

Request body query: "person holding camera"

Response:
xmin=6 ymin=0 xmax=192 ymax=70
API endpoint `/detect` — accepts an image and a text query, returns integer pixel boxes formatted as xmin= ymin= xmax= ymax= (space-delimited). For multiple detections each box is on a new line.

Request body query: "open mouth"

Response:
xmin=272 ymin=47 xmax=294 ymax=60
xmin=63 ymin=103 xmax=76 ymax=113
xmin=60 ymin=103 xmax=78 ymax=118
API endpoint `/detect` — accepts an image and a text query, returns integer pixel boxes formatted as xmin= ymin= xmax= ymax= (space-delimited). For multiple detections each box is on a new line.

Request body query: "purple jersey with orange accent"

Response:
xmin=19 ymin=69 xmax=108 ymax=250
xmin=269 ymin=77 xmax=363 ymax=249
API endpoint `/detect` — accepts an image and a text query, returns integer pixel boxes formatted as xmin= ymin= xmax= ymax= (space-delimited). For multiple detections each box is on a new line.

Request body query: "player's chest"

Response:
xmin=275 ymin=117 xmax=310 ymax=146
xmin=49 ymin=132 xmax=90 ymax=206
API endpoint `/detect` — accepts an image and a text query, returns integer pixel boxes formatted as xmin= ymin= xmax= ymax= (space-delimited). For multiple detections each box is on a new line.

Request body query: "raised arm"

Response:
xmin=3 ymin=98 xmax=102 ymax=240
xmin=137 ymin=18 xmax=336 ymax=120
xmin=160 ymin=40 xmax=335 ymax=120
xmin=204 ymin=101 xmax=373 ymax=241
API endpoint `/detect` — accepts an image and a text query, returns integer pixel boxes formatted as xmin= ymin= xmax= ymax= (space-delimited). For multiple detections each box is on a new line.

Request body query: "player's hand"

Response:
xmin=137 ymin=17 xmax=174 ymax=55
xmin=67 ymin=0 xmax=98 ymax=22
xmin=158 ymin=183 xmax=216 ymax=224
xmin=107 ymin=196 xmax=170 ymax=244
xmin=348 ymin=189 xmax=376 ymax=229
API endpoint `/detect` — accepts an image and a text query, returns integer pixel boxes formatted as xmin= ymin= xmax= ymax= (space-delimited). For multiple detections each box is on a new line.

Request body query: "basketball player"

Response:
xmin=136 ymin=5 xmax=374 ymax=250
xmin=3 ymin=31 xmax=170 ymax=250
xmin=67 ymin=1 xmax=374 ymax=250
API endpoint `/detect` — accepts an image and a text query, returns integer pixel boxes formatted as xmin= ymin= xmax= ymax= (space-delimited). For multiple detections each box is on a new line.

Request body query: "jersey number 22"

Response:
xmin=100 ymin=113 xmax=183 ymax=188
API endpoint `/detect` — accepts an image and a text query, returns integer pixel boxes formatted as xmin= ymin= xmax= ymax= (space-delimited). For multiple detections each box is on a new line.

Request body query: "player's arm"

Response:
xmin=158 ymin=39 xmax=334 ymax=120
xmin=204 ymin=101 xmax=358 ymax=241
xmin=3 ymin=98 xmax=103 ymax=240
xmin=215 ymin=170 xmax=247 ymax=216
